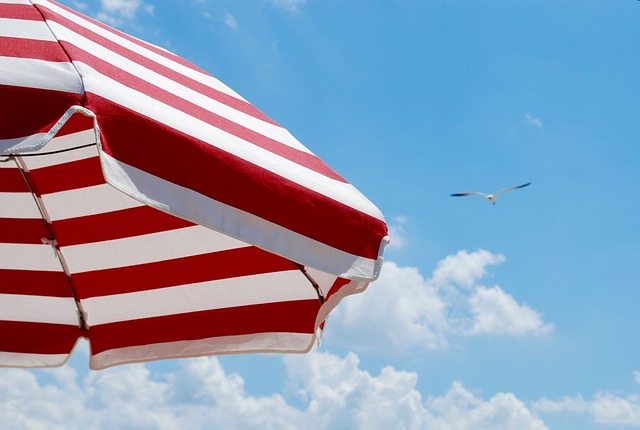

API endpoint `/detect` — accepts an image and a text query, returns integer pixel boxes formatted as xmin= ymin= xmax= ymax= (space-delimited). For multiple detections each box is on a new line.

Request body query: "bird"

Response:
xmin=450 ymin=182 xmax=531 ymax=205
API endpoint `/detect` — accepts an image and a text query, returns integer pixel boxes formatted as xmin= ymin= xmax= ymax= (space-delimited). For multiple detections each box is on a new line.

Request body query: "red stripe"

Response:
xmin=94 ymin=101 xmax=386 ymax=259
xmin=56 ymin=113 xmax=95 ymax=137
xmin=57 ymin=44 xmax=340 ymax=181
xmin=52 ymin=206 xmax=195 ymax=247
xmin=0 ymin=218 xmax=50 ymax=244
xmin=88 ymin=299 xmax=319 ymax=355
xmin=0 ymin=85 xmax=83 ymax=139
xmin=37 ymin=1 xmax=207 ymax=75
xmin=0 ymin=269 xmax=71 ymax=297
xmin=0 ymin=3 xmax=44 ymax=20
xmin=0 ymin=37 xmax=68 ymax=62
xmin=72 ymin=246 xmax=297 ymax=299
xmin=30 ymin=156 xmax=105 ymax=195
xmin=0 ymin=320 xmax=80 ymax=355
xmin=0 ymin=167 xmax=29 ymax=192
xmin=326 ymin=277 xmax=351 ymax=300
xmin=36 ymin=3 xmax=276 ymax=126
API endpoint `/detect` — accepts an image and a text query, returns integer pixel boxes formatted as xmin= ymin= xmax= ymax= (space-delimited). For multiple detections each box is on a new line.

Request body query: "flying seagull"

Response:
xmin=450 ymin=182 xmax=531 ymax=205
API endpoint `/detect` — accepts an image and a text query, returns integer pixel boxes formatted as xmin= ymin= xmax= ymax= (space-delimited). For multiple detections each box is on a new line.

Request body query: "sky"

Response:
xmin=2 ymin=0 xmax=640 ymax=428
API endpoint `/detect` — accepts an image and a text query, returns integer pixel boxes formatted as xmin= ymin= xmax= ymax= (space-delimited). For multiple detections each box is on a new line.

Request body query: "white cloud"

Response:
xmin=326 ymin=250 xmax=553 ymax=353
xmin=285 ymin=350 xmax=548 ymax=430
xmin=268 ymin=0 xmax=306 ymax=13
xmin=101 ymin=0 xmax=141 ymax=17
xmin=224 ymin=13 xmax=238 ymax=30
xmin=387 ymin=215 xmax=408 ymax=249
xmin=535 ymin=392 xmax=640 ymax=427
xmin=431 ymin=249 xmax=504 ymax=289
xmin=0 ymin=351 xmax=548 ymax=430
xmin=95 ymin=0 xmax=153 ymax=26
xmin=424 ymin=382 xmax=548 ymax=430
xmin=525 ymin=113 xmax=542 ymax=129
xmin=328 ymin=260 xmax=451 ymax=351
xmin=468 ymin=286 xmax=554 ymax=336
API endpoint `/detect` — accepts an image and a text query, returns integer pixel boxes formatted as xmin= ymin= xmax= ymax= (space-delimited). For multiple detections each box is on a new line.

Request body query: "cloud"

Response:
xmin=468 ymin=286 xmax=554 ymax=336
xmin=267 ymin=0 xmax=307 ymax=13
xmin=0 ymin=350 xmax=548 ymax=430
xmin=328 ymin=260 xmax=451 ymax=351
xmin=95 ymin=0 xmax=153 ymax=26
xmin=284 ymin=350 xmax=548 ymax=430
xmin=525 ymin=113 xmax=542 ymax=129
xmin=326 ymin=250 xmax=553 ymax=353
xmin=224 ymin=13 xmax=238 ymax=30
xmin=431 ymin=249 xmax=504 ymax=289
xmin=387 ymin=215 xmax=408 ymax=249
xmin=535 ymin=393 xmax=640 ymax=427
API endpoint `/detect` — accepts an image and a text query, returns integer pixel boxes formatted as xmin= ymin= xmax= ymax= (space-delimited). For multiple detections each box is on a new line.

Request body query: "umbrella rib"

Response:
xmin=293 ymin=263 xmax=326 ymax=304
xmin=12 ymin=156 xmax=89 ymax=333
xmin=0 ymin=143 xmax=97 ymax=160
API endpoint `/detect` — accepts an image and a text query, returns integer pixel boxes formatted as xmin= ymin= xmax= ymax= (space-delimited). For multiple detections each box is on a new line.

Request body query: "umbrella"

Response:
xmin=0 ymin=0 xmax=388 ymax=369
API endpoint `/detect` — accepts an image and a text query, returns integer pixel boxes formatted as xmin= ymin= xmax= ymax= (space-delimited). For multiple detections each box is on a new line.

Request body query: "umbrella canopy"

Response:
xmin=0 ymin=0 xmax=388 ymax=369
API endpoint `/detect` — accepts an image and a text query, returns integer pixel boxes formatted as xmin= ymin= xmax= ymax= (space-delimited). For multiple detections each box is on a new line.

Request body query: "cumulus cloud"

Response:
xmin=284 ymin=350 xmax=548 ymax=430
xmin=0 ymin=350 xmax=548 ymax=430
xmin=326 ymin=250 xmax=553 ymax=353
xmin=0 ymin=359 xmax=302 ymax=430
xmin=431 ymin=249 xmax=504 ymax=289
xmin=535 ymin=392 xmax=640 ymax=427
xmin=468 ymin=286 xmax=554 ymax=336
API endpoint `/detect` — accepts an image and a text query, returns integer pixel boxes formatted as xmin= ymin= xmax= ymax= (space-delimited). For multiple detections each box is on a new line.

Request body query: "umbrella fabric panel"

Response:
xmin=2 ymin=119 xmax=351 ymax=369
xmin=0 ymin=158 xmax=83 ymax=367
xmin=26 ymin=0 xmax=388 ymax=280
xmin=0 ymin=0 xmax=389 ymax=369
xmin=0 ymin=1 xmax=84 ymax=142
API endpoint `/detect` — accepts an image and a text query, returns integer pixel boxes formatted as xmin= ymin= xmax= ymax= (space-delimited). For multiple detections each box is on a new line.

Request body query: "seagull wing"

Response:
xmin=493 ymin=182 xmax=531 ymax=196
xmin=450 ymin=192 xmax=488 ymax=198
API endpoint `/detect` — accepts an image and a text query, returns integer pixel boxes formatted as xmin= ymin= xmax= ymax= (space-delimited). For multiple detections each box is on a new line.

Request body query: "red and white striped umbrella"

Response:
xmin=0 ymin=0 xmax=388 ymax=369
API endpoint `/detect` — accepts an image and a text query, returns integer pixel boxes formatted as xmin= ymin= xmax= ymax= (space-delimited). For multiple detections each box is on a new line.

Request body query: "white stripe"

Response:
xmin=0 ymin=193 xmax=42 ymax=218
xmin=22 ymin=129 xmax=98 ymax=169
xmin=0 ymin=0 xmax=31 ymax=5
xmin=35 ymin=0 xmax=246 ymax=102
xmin=61 ymin=225 xmax=248 ymax=273
xmin=24 ymin=146 xmax=97 ymax=170
xmin=0 ymin=243 xmax=63 ymax=271
xmin=1 ymin=133 xmax=95 ymax=160
xmin=0 ymin=294 xmax=79 ymax=325
xmin=0 ymin=351 xmax=71 ymax=368
xmin=0 ymin=57 xmax=83 ymax=93
xmin=0 ymin=18 xmax=56 ymax=41
xmin=82 ymin=270 xmax=313 ymax=325
xmin=41 ymin=183 xmax=143 ymax=221
xmin=89 ymin=332 xmax=313 ymax=370
xmin=101 ymin=152 xmax=381 ymax=280
xmin=77 ymin=65 xmax=384 ymax=222
xmin=45 ymin=21 xmax=311 ymax=154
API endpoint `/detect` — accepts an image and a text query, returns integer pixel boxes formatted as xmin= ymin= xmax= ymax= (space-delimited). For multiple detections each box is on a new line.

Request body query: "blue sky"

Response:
xmin=2 ymin=0 xmax=640 ymax=428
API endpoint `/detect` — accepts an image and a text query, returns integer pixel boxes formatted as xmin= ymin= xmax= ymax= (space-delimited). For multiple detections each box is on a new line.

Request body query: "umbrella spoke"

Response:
xmin=294 ymin=262 xmax=326 ymax=304
xmin=11 ymin=155 xmax=89 ymax=333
